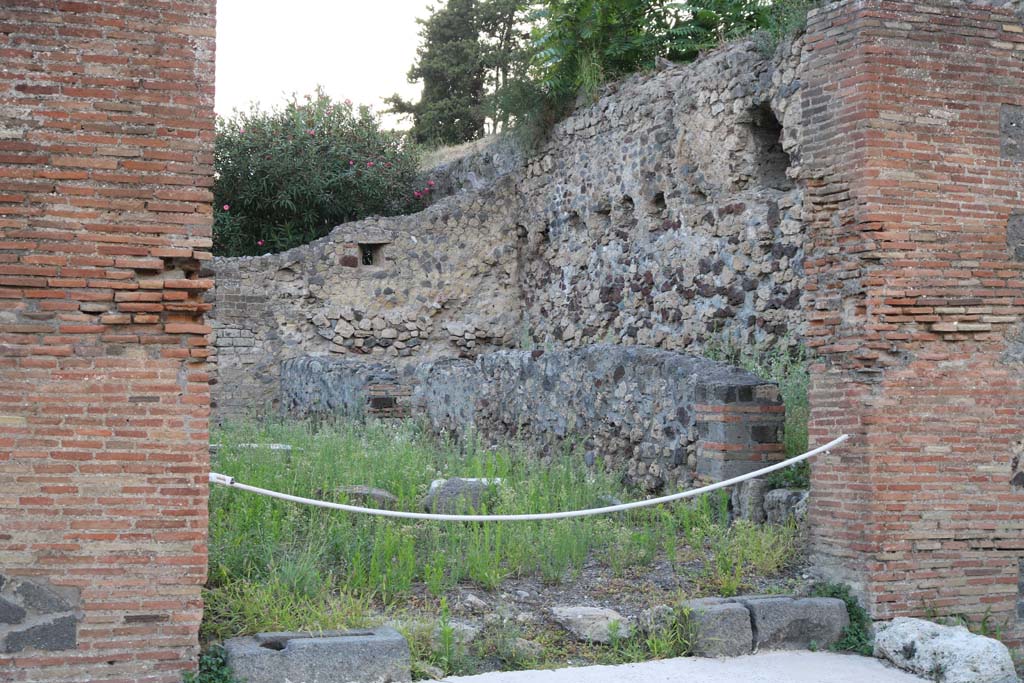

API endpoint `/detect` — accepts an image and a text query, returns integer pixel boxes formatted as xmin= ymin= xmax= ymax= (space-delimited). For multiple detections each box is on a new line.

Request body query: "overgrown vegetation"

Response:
xmin=204 ymin=419 xmax=802 ymax=648
xmin=810 ymin=583 xmax=873 ymax=655
xmin=183 ymin=646 xmax=238 ymax=683
xmin=394 ymin=0 xmax=820 ymax=149
xmin=213 ymin=90 xmax=423 ymax=256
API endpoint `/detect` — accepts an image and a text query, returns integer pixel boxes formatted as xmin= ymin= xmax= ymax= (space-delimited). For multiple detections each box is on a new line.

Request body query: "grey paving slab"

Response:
xmin=442 ymin=651 xmax=929 ymax=683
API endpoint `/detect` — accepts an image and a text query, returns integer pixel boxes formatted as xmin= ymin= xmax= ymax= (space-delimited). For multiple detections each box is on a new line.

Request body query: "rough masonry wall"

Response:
xmin=517 ymin=39 xmax=808 ymax=353
xmin=208 ymin=177 xmax=523 ymax=416
xmin=803 ymin=0 xmax=1024 ymax=645
xmin=278 ymin=347 xmax=785 ymax=490
xmin=413 ymin=346 xmax=784 ymax=490
xmin=209 ymin=37 xmax=812 ymax=419
xmin=0 ymin=3 xmax=215 ymax=681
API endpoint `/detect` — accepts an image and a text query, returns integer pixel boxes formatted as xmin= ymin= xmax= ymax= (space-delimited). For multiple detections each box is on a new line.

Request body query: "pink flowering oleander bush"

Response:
xmin=214 ymin=89 xmax=426 ymax=256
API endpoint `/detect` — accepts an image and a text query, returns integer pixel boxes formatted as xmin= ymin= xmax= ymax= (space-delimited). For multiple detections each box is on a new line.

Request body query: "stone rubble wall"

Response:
xmin=517 ymin=39 xmax=808 ymax=353
xmin=207 ymin=176 xmax=524 ymax=416
xmin=208 ymin=37 xmax=810 ymax=420
xmin=280 ymin=356 xmax=413 ymax=419
xmin=412 ymin=346 xmax=784 ymax=490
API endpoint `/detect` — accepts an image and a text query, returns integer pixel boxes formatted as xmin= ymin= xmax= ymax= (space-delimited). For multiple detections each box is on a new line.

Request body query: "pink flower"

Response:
xmin=222 ymin=204 xmax=230 ymax=211
xmin=349 ymin=160 xmax=355 ymax=166
xmin=308 ymin=129 xmax=315 ymax=136
xmin=344 ymin=99 xmax=352 ymax=106
xmin=385 ymin=162 xmax=392 ymax=168
xmin=239 ymin=128 xmax=246 ymax=134
xmin=413 ymin=191 xmax=422 ymax=199
xmin=423 ymin=187 xmax=430 ymax=194
xmin=257 ymin=239 xmax=264 ymax=246
xmin=427 ymin=180 xmax=435 ymax=187
xmin=366 ymin=161 xmax=374 ymax=168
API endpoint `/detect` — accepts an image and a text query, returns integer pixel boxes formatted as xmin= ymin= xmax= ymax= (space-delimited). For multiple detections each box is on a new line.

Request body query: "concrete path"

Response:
xmin=442 ymin=651 xmax=926 ymax=683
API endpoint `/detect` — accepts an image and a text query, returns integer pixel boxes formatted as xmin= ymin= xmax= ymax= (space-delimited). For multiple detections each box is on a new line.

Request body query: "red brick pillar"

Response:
xmin=803 ymin=1 xmax=1024 ymax=645
xmin=0 ymin=2 xmax=215 ymax=680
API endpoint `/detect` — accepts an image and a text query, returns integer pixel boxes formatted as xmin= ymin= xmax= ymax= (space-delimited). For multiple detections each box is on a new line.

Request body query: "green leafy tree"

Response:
xmin=387 ymin=0 xmax=487 ymax=145
xmin=213 ymin=90 xmax=422 ymax=256
xmin=477 ymin=0 xmax=532 ymax=132
xmin=517 ymin=0 xmax=815 ymax=142
xmin=666 ymin=0 xmax=775 ymax=61
xmin=531 ymin=0 xmax=669 ymax=99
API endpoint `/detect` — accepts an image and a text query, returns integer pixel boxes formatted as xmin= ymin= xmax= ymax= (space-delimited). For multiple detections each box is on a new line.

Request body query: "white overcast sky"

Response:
xmin=215 ymin=0 xmax=434 ymax=125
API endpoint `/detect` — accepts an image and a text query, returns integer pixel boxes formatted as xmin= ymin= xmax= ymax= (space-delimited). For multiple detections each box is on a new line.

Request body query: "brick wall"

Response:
xmin=0 ymin=2 xmax=215 ymax=681
xmin=804 ymin=0 xmax=1024 ymax=644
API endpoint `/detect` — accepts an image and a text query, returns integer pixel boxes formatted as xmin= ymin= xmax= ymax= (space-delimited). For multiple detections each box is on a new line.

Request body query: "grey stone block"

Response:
xmin=680 ymin=598 xmax=753 ymax=658
xmin=731 ymin=479 xmax=768 ymax=524
xmin=874 ymin=617 xmax=1017 ymax=683
xmin=15 ymin=581 xmax=73 ymax=614
xmin=763 ymin=488 xmax=808 ymax=525
xmin=550 ymin=606 xmax=634 ymax=644
xmin=224 ymin=627 xmax=411 ymax=683
xmin=1008 ymin=212 xmax=1024 ymax=262
xmin=696 ymin=457 xmax=766 ymax=481
xmin=336 ymin=485 xmax=399 ymax=510
xmin=422 ymin=478 xmax=501 ymax=514
xmin=1001 ymin=104 xmax=1024 ymax=161
xmin=3 ymin=615 xmax=77 ymax=653
xmin=734 ymin=596 xmax=848 ymax=651
xmin=0 ymin=598 xmax=26 ymax=625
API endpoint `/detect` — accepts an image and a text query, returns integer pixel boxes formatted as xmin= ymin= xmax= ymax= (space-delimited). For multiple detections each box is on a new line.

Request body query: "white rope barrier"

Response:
xmin=208 ymin=434 xmax=848 ymax=522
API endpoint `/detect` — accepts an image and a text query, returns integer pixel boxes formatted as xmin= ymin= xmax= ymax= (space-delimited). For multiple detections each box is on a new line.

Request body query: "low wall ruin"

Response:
xmin=279 ymin=346 xmax=785 ymax=490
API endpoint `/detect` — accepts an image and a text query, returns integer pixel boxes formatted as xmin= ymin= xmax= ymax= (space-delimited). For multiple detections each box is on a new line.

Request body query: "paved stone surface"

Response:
xmin=224 ymin=627 xmax=410 ymax=683
xmin=440 ymin=652 xmax=929 ymax=683
xmin=874 ymin=617 xmax=1018 ymax=683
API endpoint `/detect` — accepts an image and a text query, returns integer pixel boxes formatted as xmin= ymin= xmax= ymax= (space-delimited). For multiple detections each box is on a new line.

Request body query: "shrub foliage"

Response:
xmin=213 ymin=90 xmax=421 ymax=256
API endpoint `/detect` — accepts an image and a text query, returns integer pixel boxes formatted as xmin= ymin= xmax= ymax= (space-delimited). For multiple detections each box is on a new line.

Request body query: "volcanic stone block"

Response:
xmin=733 ymin=596 xmax=848 ymax=650
xmin=0 ymin=598 xmax=26 ymax=625
xmin=2 ymin=616 xmax=77 ymax=654
xmin=1008 ymin=212 xmax=1024 ymax=262
xmin=224 ymin=627 xmax=411 ymax=683
xmin=681 ymin=597 xmax=753 ymax=657
xmin=1001 ymin=104 xmax=1024 ymax=160
xmin=15 ymin=582 xmax=72 ymax=614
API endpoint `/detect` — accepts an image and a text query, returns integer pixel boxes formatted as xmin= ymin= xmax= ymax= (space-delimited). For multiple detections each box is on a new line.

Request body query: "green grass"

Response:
xmin=205 ymin=418 xmax=803 ymax=648
xmin=809 ymin=583 xmax=873 ymax=656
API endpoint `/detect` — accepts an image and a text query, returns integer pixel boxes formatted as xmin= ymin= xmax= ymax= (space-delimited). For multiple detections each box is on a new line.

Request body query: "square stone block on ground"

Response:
xmin=224 ymin=626 xmax=411 ymax=683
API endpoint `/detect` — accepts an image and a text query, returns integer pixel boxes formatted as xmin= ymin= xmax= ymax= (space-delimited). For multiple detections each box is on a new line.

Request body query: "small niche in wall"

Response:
xmin=359 ymin=242 xmax=387 ymax=266
xmin=748 ymin=102 xmax=793 ymax=191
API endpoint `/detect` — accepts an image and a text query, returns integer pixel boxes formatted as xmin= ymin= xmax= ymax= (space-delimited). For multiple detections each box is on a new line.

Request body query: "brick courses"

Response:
xmin=803 ymin=0 xmax=1024 ymax=646
xmin=0 ymin=1 xmax=215 ymax=680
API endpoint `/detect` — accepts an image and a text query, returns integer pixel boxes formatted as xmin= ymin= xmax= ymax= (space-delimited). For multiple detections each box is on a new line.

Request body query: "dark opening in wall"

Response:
xmin=359 ymin=243 xmax=385 ymax=266
xmin=748 ymin=102 xmax=793 ymax=190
